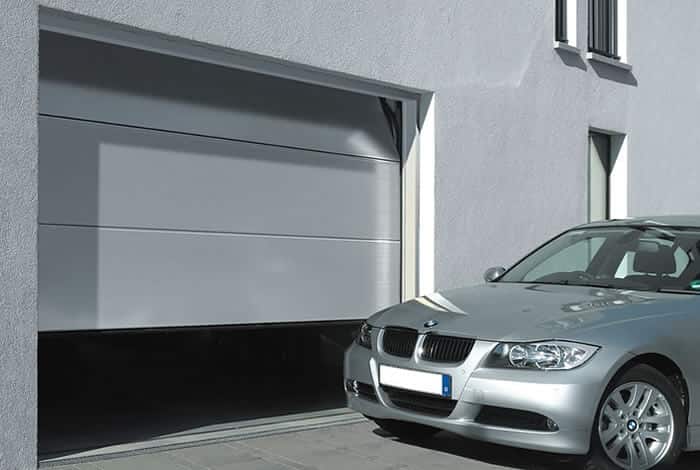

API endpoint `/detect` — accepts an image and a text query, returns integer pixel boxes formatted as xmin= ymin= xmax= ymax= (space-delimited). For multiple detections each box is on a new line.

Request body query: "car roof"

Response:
xmin=575 ymin=215 xmax=700 ymax=229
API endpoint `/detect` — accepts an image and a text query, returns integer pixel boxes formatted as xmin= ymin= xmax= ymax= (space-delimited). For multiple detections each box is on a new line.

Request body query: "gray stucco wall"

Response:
xmin=3 ymin=1 xmax=699 ymax=466
xmin=628 ymin=2 xmax=700 ymax=216
xmin=0 ymin=2 xmax=38 ymax=470
xmin=34 ymin=0 xmax=634 ymax=290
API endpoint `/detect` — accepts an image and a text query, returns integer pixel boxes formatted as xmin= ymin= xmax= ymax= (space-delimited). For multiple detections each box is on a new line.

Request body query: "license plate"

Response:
xmin=379 ymin=365 xmax=452 ymax=398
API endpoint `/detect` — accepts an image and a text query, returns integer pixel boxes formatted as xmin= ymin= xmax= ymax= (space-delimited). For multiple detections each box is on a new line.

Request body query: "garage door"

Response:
xmin=38 ymin=32 xmax=401 ymax=331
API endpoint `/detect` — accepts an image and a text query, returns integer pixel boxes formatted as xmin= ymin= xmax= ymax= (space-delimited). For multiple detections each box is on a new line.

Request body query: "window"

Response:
xmin=554 ymin=0 xmax=578 ymax=50
xmin=523 ymin=236 xmax=605 ymax=282
xmin=499 ymin=227 xmax=700 ymax=293
xmin=588 ymin=0 xmax=618 ymax=58
xmin=588 ymin=132 xmax=611 ymax=222
xmin=555 ymin=0 xmax=568 ymax=43
xmin=614 ymin=239 xmax=691 ymax=279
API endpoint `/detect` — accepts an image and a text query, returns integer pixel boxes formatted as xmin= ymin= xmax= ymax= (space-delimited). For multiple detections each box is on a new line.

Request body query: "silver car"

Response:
xmin=344 ymin=216 xmax=700 ymax=470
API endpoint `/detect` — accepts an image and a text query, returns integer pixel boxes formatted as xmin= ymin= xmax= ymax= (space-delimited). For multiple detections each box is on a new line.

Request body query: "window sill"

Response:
xmin=586 ymin=52 xmax=633 ymax=71
xmin=554 ymin=41 xmax=581 ymax=55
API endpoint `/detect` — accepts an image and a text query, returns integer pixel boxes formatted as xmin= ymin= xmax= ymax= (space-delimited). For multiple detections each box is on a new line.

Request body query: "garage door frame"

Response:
xmin=39 ymin=7 xmax=436 ymax=302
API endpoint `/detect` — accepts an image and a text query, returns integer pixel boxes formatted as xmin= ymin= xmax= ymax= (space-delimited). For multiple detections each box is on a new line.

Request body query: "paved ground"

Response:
xmin=49 ymin=420 xmax=700 ymax=470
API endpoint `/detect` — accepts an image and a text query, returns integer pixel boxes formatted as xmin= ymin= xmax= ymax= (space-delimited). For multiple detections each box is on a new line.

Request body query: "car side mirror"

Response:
xmin=484 ymin=266 xmax=506 ymax=282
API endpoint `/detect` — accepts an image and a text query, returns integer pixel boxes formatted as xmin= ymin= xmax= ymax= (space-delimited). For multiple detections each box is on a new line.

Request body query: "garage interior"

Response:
xmin=38 ymin=31 xmax=402 ymax=458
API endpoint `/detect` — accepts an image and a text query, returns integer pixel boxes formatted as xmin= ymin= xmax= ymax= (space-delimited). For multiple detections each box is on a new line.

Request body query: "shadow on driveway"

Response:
xmin=373 ymin=427 xmax=700 ymax=469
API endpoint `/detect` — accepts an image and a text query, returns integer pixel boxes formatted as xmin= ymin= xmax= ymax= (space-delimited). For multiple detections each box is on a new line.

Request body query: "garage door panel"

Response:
xmin=39 ymin=32 xmax=402 ymax=333
xmin=39 ymin=32 xmax=399 ymax=161
xmin=38 ymin=225 xmax=399 ymax=331
xmin=39 ymin=116 xmax=400 ymax=240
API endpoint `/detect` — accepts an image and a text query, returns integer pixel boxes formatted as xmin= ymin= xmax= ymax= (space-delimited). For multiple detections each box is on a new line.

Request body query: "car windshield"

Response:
xmin=498 ymin=226 xmax=700 ymax=293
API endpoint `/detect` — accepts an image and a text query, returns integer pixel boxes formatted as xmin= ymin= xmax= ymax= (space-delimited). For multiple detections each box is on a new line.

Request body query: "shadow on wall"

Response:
xmin=555 ymin=49 xmax=638 ymax=86
xmin=555 ymin=49 xmax=587 ymax=71
xmin=589 ymin=60 xmax=638 ymax=86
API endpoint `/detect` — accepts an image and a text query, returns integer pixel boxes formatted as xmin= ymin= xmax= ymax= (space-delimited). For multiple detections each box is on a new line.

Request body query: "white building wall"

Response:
xmin=2 ymin=1 xmax=699 ymax=466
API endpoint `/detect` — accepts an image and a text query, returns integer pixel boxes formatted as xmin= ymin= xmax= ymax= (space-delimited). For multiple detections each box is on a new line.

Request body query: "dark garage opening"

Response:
xmin=38 ymin=322 xmax=359 ymax=457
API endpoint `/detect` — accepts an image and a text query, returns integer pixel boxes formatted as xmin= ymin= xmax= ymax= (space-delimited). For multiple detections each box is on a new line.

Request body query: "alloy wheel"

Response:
xmin=598 ymin=381 xmax=675 ymax=470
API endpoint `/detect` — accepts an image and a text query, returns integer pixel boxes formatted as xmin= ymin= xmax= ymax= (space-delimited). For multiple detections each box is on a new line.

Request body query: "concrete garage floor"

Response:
xmin=45 ymin=420 xmax=700 ymax=470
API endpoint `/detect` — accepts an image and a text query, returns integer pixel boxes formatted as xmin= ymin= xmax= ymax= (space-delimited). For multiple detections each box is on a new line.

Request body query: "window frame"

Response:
xmin=554 ymin=0 xmax=580 ymax=52
xmin=555 ymin=0 xmax=568 ymax=43
xmin=588 ymin=131 xmax=612 ymax=223
xmin=588 ymin=0 xmax=619 ymax=59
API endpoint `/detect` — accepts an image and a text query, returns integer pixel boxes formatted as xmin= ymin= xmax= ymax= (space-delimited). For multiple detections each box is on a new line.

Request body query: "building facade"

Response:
xmin=2 ymin=1 xmax=700 ymax=468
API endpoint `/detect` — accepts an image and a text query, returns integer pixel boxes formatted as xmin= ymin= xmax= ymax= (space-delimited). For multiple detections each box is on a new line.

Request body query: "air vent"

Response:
xmin=381 ymin=327 xmax=418 ymax=358
xmin=420 ymin=334 xmax=474 ymax=363
xmin=381 ymin=386 xmax=457 ymax=417
xmin=475 ymin=405 xmax=558 ymax=432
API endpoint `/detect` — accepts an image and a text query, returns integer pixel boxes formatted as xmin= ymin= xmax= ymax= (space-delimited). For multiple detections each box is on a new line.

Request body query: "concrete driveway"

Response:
xmin=49 ymin=420 xmax=700 ymax=470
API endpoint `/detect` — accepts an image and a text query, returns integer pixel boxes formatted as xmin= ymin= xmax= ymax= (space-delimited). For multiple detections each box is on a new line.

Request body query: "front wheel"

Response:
xmin=586 ymin=364 xmax=686 ymax=470
xmin=371 ymin=418 xmax=439 ymax=440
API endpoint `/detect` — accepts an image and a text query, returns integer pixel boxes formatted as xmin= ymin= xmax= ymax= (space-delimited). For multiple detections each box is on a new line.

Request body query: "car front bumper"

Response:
xmin=344 ymin=339 xmax=609 ymax=455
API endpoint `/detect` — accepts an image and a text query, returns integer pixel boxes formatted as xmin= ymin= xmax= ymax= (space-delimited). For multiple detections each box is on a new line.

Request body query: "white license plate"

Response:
xmin=379 ymin=365 xmax=452 ymax=397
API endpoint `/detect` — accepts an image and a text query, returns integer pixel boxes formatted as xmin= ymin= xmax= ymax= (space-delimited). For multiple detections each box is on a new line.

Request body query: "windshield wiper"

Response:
xmin=575 ymin=281 xmax=618 ymax=289
xmin=534 ymin=280 xmax=617 ymax=289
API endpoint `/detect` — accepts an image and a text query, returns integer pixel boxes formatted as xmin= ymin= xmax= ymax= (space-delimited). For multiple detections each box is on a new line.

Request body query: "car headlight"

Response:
xmin=483 ymin=341 xmax=599 ymax=370
xmin=355 ymin=322 xmax=373 ymax=349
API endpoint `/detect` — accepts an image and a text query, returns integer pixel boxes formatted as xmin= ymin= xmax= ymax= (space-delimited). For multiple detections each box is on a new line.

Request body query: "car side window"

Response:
xmin=522 ymin=238 xmax=605 ymax=282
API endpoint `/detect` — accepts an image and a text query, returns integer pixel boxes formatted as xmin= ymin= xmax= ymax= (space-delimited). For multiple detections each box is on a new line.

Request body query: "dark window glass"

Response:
xmin=555 ymin=0 xmax=568 ymax=43
xmin=588 ymin=0 xmax=618 ymax=58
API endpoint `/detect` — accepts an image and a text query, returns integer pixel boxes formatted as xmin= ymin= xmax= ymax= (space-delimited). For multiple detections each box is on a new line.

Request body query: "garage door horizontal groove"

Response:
xmin=38 ymin=222 xmax=400 ymax=244
xmin=41 ymin=32 xmax=400 ymax=161
xmin=40 ymin=115 xmax=400 ymax=240
xmin=39 ymin=224 xmax=400 ymax=330
xmin=39 ymin=113 xmax=401 ymax=164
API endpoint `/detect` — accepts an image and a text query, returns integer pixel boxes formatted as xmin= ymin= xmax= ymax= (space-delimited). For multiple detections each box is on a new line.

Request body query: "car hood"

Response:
xmin=369 ymin=283 xmax=697 ymax=342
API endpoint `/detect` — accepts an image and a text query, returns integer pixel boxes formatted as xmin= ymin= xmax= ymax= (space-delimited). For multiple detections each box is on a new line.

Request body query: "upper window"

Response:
xmin=588 ymin=0 xmax=619 ymax=58
xmin=555 ymin=0 xmax=569 ymax=43
xmin=554 ymin=0 xmax=578 ymax=49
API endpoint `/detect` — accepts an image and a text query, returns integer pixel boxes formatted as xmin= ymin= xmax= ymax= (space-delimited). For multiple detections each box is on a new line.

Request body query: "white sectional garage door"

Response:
xmin=38 ymin=32 xmax=401 ymax=331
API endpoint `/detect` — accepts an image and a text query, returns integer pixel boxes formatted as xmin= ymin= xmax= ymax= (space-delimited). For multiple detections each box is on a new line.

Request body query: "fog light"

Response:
xmin=546 ymin=418 xmax=559 ymax=431
xmin=345 ymin=379 xmax=359 ymax=395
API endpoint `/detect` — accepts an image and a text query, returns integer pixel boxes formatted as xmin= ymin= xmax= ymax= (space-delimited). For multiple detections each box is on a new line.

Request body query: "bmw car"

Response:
xmin=344 ymin=216 xmax=700 ymax=470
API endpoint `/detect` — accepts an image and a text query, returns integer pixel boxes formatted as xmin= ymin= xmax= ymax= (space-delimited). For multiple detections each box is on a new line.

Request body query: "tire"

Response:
xmin=371 ymin=418 xmax=439 ymax=440
xmin=585 ymin=364 xmax=686 ymax=470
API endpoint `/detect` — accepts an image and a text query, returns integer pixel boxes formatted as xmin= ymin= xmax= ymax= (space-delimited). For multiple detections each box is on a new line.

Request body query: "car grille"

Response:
xmin=420 ymin=334 xmax=474 ymax=363
xmin=381 ymin=386 xmax=457 ymax=417
xmin=381 ymin=327 xmax=418 ymax=358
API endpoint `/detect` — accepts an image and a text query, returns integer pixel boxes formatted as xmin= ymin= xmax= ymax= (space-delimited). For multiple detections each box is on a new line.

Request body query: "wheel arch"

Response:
xmin=612 ymin=353 xmax=690 ymax=418
xmin=588 ymin=353 xmax=689 ymax=467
